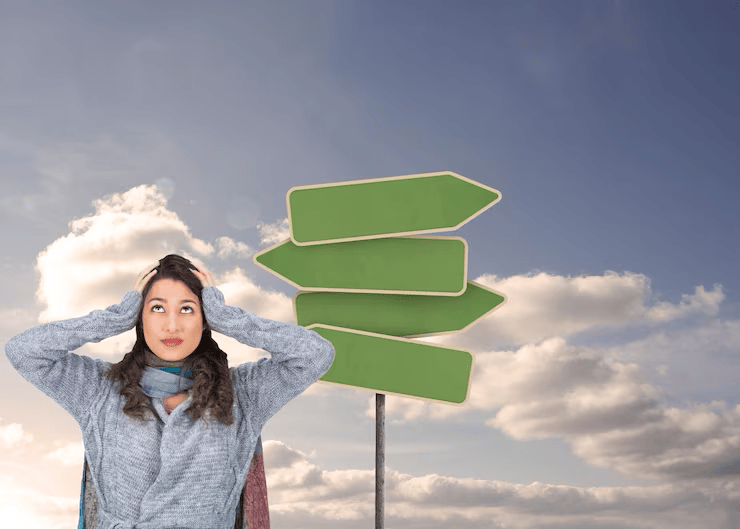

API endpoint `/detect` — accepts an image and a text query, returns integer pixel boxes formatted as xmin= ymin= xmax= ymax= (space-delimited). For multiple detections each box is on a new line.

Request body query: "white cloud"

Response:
xmin=0 ymin=426 xmax=81 ymax=529
xmin=215 ymin=236 xmax=253 ymax=259
xmin=256 ymin=218 xmax=290 ymax=246
xmin=645 ymin=284 xmax=724 ymax=322
xmin=481 ymin=338 xmax=666 ymax=439
xmin=35 ymin=184 xmax=214 ymax=325
xmin=259 ymin=440 xmax=740 ymax=529
xmin=614 ymin=319 xmax=740 ymax=365
xmin=42 ymin=441 xmax=84 ymax=467
xmin=218 ymin=266 xmax=293 ymax=324
xmin=374 ymin=328 xmax=740 ymax=482
xmin=0 ymin=462 xmax=79 ymax=529
xmin=0 ymin=418 xmax=34 ymax=450
xmin=342 ymin=264 xmax=738 ymax=484
xmin=423 ymin=271 xmax=725 ymax=351
xmin=571 ymin=403 xmax=740 ymax=481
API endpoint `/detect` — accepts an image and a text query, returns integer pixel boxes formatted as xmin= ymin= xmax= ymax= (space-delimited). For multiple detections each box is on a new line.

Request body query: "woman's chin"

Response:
xmin=150 ymin=346 xmax=195 ymax=361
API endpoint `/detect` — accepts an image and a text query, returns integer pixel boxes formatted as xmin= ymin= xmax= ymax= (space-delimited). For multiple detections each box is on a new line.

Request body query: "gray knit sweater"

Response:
xmin=4 ymin=287 xmax=336 ymax=529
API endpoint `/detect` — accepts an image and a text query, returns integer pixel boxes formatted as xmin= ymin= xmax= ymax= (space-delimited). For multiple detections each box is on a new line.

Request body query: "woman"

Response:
xmin=5 ymin=254 xmax=336 ymax=529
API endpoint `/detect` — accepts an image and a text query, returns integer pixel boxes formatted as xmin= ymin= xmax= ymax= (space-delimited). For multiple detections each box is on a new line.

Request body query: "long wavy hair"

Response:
xmin=105 ymin=254 xmax=234 ymax=426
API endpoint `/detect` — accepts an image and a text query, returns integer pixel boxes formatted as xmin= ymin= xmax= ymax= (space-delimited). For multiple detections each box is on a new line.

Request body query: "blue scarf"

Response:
xmin=139 ymin=365 xmax=194 ymax=398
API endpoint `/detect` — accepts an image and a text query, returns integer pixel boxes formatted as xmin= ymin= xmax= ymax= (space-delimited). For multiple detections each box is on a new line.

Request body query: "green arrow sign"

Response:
xmin=287 ymin=171 xmax=501 ymax=246
xmin=310 ymin=324 xmax=473 ymax=404
xmin=254 ymin=236 xmax=467 ymax=295
xmin=295 ymin=280 xmax=506 ymax=338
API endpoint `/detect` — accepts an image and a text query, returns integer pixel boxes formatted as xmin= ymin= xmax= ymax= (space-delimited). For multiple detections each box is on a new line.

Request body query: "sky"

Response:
xmin=0 ymin=0 xmax=738 ymax=527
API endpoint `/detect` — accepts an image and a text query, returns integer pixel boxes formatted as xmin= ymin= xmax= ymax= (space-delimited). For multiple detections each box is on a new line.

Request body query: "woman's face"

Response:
xmin=142 ymin=278 xmax=203 ymax=361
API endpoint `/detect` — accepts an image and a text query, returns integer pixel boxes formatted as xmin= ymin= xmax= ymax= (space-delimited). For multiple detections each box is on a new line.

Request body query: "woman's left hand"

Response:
xmin=191 ymin=266 xmax=215 ymax=289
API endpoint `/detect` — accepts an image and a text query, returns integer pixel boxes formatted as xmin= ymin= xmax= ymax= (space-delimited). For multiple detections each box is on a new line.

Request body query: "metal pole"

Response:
xmin=375 ymin=393 xmax=385 ymax=529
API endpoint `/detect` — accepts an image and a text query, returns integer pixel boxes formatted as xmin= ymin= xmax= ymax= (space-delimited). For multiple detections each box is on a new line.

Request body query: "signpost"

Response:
xmin=305 ymin=324 xmax=474 ymax=404
xmin=294 ymin=280 xmax=505 ymax=338
xmin=287 ymin=171 xmax=501 ymax=245
xmin=253 ymin=171 xmax=505 ymax=528
xmin=254 ymin=236 xmax=468 ymax=294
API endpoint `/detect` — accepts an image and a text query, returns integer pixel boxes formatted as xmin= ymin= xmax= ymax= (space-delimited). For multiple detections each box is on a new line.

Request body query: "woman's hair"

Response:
xmin=105 ymin=254 xmax=234 ymax=426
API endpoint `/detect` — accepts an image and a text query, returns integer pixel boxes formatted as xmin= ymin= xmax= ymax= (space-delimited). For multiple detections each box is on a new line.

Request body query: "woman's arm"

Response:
xmin=201 ymin=286 xmax=335 ymax=427
xmin=4 ymin=291 xmax=141 ymax=423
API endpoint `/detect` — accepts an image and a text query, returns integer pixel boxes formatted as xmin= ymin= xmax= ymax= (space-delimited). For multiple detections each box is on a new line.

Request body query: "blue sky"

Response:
xmin=1 ymin=1 xmax=738 ymax=527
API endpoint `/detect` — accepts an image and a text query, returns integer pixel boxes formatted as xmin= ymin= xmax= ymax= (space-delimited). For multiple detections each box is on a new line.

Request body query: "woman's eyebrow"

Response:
xmin=147 ymin=297 xmax=199 ymax=304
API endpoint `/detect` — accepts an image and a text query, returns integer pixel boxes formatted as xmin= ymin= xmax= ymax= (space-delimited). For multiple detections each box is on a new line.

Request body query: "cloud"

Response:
xmin=571 ymin=403 xmax=740 ymax=481
xmin=616 ymin=319 xmax=740 ymax=365
xmin=0 ymin=480 xmax=77 ymax=529
xmin=428 ymin=271 xmax=724 ymax=351
xmin=0 ymin=459 xmax=79 ymax=529
xmin=215 ymin=236 xmax=253 ymax=259
xmin=645 ymin=284 xmax=724 ymax=322
xmin=378 ymin=332 xmax=740 ymax=482
xmin=42 ymin=441 xmax=84 ymax=467
xmin=217 ymin=266 xmax=292 ymax=323
xmin=0 ymin=418 xmax=34 ymax=450
xmin=35 ymin=184 xmax=214 ymax=324
xmin=0 ymin=422 xmax=80 ymax=529
xmin=258 ymin=440 xmax=740 ymax=529
xmin=346 ymin=266 xmax=734 ymax=483
xmin=481 ymin=338 xmax=666 ymax=439
xmin=256 ymin=217 xmax=290 ymax=246
xmin=369 ymin=336 xmax=665 ymax=427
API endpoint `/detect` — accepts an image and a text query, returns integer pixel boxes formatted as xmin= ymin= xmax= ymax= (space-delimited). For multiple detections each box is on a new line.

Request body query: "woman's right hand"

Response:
xmin=134 ymin=261 xmax=160 ymax=295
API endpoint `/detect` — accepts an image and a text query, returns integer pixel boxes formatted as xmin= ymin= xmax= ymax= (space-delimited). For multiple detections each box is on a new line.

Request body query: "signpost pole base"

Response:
xmin=376 ymin=393 xmax=385 ymax=529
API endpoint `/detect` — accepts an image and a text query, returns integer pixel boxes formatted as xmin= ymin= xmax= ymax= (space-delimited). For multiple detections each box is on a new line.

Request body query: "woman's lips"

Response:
xmin=162 ymin=339 xmax=183 ymax=346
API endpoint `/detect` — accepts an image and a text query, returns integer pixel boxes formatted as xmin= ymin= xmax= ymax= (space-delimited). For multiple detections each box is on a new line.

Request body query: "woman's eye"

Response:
xmin=149 ymin=305 xmax=195 ymax=314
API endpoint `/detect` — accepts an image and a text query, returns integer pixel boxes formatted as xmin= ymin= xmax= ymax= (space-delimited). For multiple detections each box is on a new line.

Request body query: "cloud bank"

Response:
xmin=5 ymin=184 xmax=738 ymax=528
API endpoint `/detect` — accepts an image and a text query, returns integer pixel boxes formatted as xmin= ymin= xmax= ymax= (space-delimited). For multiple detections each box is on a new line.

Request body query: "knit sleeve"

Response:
xmin=202 ymin=287 xmax=335 ymax=427
xmin=4 ymin=291 xmax=141 ymax=424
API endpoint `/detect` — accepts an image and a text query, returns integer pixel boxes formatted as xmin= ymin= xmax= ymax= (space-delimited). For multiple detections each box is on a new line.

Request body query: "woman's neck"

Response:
xmin=143 ymin=348 xmax=190 ymax=368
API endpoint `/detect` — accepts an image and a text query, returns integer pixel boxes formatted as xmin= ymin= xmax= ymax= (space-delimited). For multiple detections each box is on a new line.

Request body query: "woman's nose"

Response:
xmin=164 ymin=314 xmax=180 ymax=331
